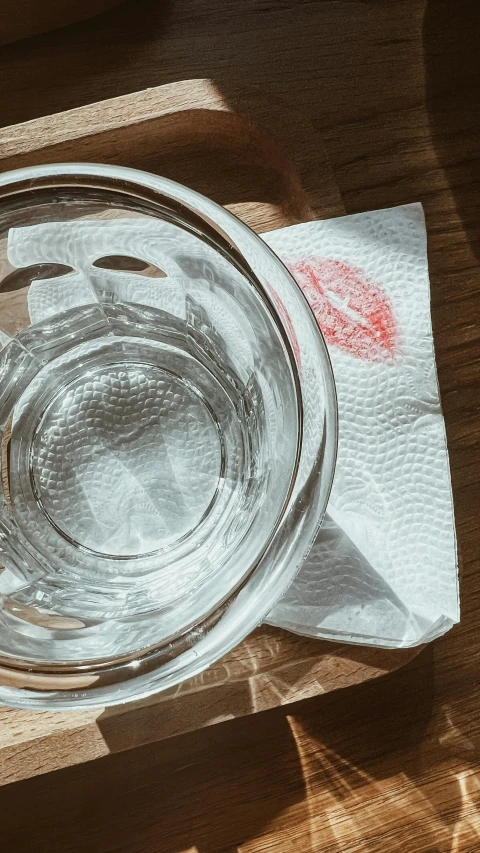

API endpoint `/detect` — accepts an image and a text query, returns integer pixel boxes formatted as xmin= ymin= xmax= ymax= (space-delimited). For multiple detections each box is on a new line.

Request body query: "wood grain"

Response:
xmin=0 ymin=0 xmax=123 ymax=46
xmin=0 ymin=1 xmax=479 ymax=851
xmin=0 ymin=78 xmax=343 ymax=226
xmin=0 ymin=78 xmax=420 ymax=786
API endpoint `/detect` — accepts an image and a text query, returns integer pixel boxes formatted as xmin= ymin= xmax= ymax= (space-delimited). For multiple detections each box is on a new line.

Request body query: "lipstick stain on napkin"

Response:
xmin=289 ymin=258 xmax=397 ymax=362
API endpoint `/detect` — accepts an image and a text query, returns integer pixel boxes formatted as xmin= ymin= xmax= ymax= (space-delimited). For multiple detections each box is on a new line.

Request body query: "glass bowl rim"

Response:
xmin=0 ymin=162 xmax=338 ymax=709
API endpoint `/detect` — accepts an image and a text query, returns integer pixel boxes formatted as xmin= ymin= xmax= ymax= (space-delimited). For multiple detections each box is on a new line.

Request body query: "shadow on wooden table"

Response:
xmin=423 ymin=0 xmax=480 ymax=265
xmin=0 ymin=0 xmax=172 ymax=127
xmin=0 ymin=709 xmax=309 ymax=853
xmin=92 ymin=627 xmax=419 ymax=759
xmin=0 ymin=0 xmax=428 ymax=150
xmin=0 ymin=648 xmax=435 ymax=853
xmin=288 ymin=645 xmax=447 ymax=851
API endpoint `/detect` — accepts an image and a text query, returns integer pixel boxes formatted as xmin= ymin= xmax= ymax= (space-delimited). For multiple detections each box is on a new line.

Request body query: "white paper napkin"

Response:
xmin=265 ymin=203 xmax=458 ymax=647
xmin=7 ymin=202 xmax=458 ymax=648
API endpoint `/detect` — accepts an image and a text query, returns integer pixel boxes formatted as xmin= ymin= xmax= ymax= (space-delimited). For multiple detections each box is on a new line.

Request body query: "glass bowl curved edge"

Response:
xmin=0 ymin=163 xmax=338 ymax=709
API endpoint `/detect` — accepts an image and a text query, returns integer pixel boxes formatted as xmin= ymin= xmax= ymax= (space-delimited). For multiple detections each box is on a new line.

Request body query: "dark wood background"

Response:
xmin=1 ymin=1 xmax=480 ymax=850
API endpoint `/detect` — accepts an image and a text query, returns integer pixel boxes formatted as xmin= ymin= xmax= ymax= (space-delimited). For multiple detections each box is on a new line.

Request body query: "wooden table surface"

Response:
xmin=0 ymin=1 xmax=479 ymax=850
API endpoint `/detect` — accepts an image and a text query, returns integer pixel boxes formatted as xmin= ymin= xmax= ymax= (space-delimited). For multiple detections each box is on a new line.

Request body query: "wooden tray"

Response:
xmin=0 ymin=79 xmax=417 ymax=786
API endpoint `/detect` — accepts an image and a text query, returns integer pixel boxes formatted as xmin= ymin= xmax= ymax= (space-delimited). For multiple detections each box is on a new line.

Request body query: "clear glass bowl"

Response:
xmin=0 ymin=163 xmax=337 ymax=709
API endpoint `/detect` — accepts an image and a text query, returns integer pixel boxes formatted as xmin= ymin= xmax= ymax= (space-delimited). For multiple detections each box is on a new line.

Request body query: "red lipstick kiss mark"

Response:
xmin=288 ymin=258 xmax=397 ymax=363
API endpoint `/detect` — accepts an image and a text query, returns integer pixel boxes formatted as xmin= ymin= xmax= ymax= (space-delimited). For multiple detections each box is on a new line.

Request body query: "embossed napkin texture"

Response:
xmin=266 ymin=203 xmax=458 ymax=647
